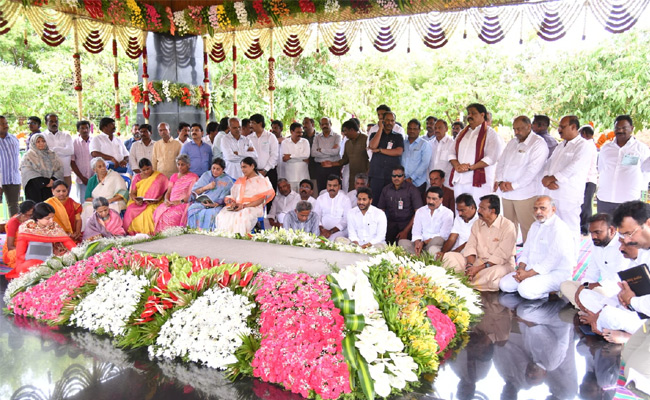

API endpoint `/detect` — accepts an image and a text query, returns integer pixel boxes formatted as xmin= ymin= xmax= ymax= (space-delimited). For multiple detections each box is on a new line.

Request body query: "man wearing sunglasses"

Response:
xmin=376 ymin=166 xmax=423 ymax=244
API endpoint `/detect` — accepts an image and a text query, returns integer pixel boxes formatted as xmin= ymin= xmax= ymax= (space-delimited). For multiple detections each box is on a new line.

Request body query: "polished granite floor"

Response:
xmin=0 ymin=277 xmax=624 ymax=400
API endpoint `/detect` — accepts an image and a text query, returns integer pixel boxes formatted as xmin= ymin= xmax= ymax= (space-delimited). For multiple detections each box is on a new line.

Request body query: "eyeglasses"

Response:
xmin=620 ymin=225 xmax=642 ymax=240
xmin=391 ymin=174 xmax=404 ymax=178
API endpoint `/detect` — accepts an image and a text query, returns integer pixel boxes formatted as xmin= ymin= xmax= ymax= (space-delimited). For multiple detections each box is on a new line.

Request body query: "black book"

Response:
xmin=618 ymin=263 xmax=650 ymax=319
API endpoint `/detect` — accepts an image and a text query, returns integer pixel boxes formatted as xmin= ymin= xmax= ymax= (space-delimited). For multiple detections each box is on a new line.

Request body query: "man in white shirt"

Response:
xmin=279 ymin=122 xmax=310 ymax=192
xmin=70 ymin=121 xmax=93 ymax=202
xmin=421 ymin=116 xmax=438 ymax=142
xmin=500 ymin=196 xmax=576 ymax=300
xmin=342 ymin=187 xmax=387 ymax=248
xmin=561 ymin=213 xmax=627 ymax=308
xmin=268 ymin=178 xmax=300 ymax=228
xmin=42 ymin=113 xmax=74 ymax=187
xmin=90 ymin=117 xmax=130 ymax=173
xmin=299 ymin=179 xmax=317 ymax=206
xmin=399 ymin=186 xmax=453 ymax=256
xmin=436 ymin=193 xmax=478 ymax=259
xmin=542 ymin=115 xmax=596 ymax=241
xmin=221 ymin=117 xmax=257 ymax=179
xmin=495 ymin=115 xmax=549 ymax=242
xmin=597 ymin=115 xmax=650 ymax=215
xmin=211 ymin=118 xmax=229 ymax=159
xmin=449 ymin=103 xmax=504 ymax=206
xmin=248 ymin=114 xmax=279 ymax=192
xmin=314 ymin=175 xmax=352 ymax=241
xmin=176 ymin=122 xmax=190 ymax=143
xmin=129 ymin=124 xmax=155 ymax=174
xmin=579 ymin=125 xmax=599 ymax=235
xmin=312 ymin=118 xmax=341 ymax=193
xmin=427 ymin=119 xmax=454 ymax=180
xmin=347 ymin=173 xmax=369 ymax=206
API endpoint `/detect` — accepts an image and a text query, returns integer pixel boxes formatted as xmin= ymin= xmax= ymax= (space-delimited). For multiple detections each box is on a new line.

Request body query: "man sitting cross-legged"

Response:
xmin=399 ymin=186 xmax=453 ymax=256
xmin=283 ymin=200 xmax=320 ymax=236
xmin=442 ymin=194 xmax=516 ymax=291
xmin=337 ymin=187 xmax=387 ymax=249
xmin=499 ymin=195 xmax=576 ymax=300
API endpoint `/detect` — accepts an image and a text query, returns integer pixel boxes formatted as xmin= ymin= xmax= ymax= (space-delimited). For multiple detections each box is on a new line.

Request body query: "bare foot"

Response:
xmin=603 ymin=329 xmax=631 ymax=344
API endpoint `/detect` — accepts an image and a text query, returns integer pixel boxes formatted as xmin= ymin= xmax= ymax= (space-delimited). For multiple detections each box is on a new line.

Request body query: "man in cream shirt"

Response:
xmin=494 ymin=115 xmax=548 ymax=242
xmin=427 ymin=119 xmax=454 ymax=180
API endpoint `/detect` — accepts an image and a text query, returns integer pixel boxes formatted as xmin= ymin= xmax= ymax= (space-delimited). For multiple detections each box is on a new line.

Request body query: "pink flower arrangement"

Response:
xmin=9 ymin=249 xmax=162 ymax=321
xmin=252 ymin=273 xmax=350 ymax=399
xmin=143 ymin=4 xmax=163 ymax=31
xmin=426 ymin=305 xmax=457 ymax=353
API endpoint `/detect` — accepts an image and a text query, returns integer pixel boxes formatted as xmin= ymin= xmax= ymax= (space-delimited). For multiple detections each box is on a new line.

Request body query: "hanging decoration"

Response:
xmin=202 ymin=37 xmax=211 ymax=121
xmin=72 ymin=18 xmax=82 ymax=120
xmin=268 ymin=30 xmax=275 ymax=120
xmin=112 ymin=29 xmax=120 ymax=122
xmin=1 ymin=0 xmax=649 ymax=58
xmin=141 ymin=45 xmax=150 ymax=122
xmin=232 ymin=37 xmax=237 ymax=116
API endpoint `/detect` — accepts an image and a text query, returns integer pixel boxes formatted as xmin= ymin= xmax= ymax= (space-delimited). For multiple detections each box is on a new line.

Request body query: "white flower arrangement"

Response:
xmin=161 ymin=80 xmax=172 ymax=102
xmin=324 ymin=0 xmax=340 ymax=14
xmin=149 ymin=287 xmax=254 ymax=370
xmin=70 ymin=270 xmax=151 ymax=336
xmin=174 ymin=11 xmax=190 ymax=36
xmin=233 ymin=2 xmax=249 ymax=27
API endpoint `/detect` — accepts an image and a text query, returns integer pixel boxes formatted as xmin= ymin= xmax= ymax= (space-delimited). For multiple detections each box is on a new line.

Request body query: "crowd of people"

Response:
xmin=2 ymin=103 xmax=650 ymax=389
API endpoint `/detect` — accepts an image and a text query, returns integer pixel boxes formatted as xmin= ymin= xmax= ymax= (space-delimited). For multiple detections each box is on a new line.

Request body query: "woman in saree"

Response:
xmin=45 ymin=180 xmax=82 ymax=242
xmin=80 ymin=157 xmax=128 ymax=229
xmin=2 ymin=200 xmax=35 ymax=270
xmin=152 ymin=154 xmax=199 ymax=233
xmin=123 ymin=158 xmax=168 ymax=235
xmin=20 ymin=133 xmax=64 ymax=203
xmin=187 ymin=158 xmax=233 ymax=230
xmin=83 ymin=197 xmax=126 ymax=241
xmin=216 ymin=157 xmax=275 ymax=235
xmin=6 ymin=202 xmax=76 ymax=280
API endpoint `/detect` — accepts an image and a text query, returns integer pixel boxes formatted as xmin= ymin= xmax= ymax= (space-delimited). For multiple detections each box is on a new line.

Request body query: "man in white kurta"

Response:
xmin=344 ymin=187 xmax=387 ymax=248
xmin=314 ymin=175 xmax=352 ymax=241
xmin=500 ymin=196 xmax=576 ymax=300
xmin=221 ymin=118 xmax=258 ymax=179
xmin=267 ymin=178 xmax=300 ymax=228
xmin=427 ymin=119 xmax=454 ymax=180
xmin=279 ymin=123 xmax=310 ymax=192
xmin=437 ymin=193 xmax=479 ymax=258
xmin=129 ymin=124 xmax=155 ymax=174
xmin=42 ymin=114 xmax=74 ymax=187
xmin=90 ymin=118 xmax=130 ymax=172
xmin=597 ymin=115 xmax=650 ymax=215
xmin=449 ymin=103 xmax=504 ymax=206
xmin=399 ymin=186 xmax=453 ymax=256
xmin=495 ymin=116 xmax=549 ymax=242
xmin=542 ymin=115 xmax=596 ymax=242
xmin=560 ymin=213 xmax=626 ymax=308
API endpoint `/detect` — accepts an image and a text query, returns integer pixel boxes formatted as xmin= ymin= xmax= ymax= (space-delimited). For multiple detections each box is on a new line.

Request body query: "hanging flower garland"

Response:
xmin=131 ymin=81 xmax=208 ymax=110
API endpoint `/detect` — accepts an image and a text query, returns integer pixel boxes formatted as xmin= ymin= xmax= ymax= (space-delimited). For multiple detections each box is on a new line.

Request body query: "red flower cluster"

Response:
xmin=298 ymin=0 xmax=316 ymax=13
xmin=180 ymin=87 xmax=191 ymax=105
xmin=83 ymin=0 xmax=103 ymax=19
xmin=350 ymin=0 xmax=372 ymax=13
xmin=131 ymin=85 xmax=143 ymax=103
xmin=252 ymin=0 xmax=272 ymax=25
xmin=252 ymin=273 xmax=350 ymax=399
xmin=426 ymin=305 xmax=457 ymax=353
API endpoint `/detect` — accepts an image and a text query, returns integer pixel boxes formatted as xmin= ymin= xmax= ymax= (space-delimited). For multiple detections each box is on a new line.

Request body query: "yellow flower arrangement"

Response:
xmin=126 ymin=0 xmax=145 ymax=29
xmin=216 ymin=5 xmax=233 ymax=30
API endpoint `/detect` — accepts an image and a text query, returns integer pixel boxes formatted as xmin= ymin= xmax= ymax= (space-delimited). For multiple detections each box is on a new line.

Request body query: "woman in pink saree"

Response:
xmin=152 ymin=154 xmax=198 ymax=233
xmin=123 ymin=158 xmax=169 ymax=235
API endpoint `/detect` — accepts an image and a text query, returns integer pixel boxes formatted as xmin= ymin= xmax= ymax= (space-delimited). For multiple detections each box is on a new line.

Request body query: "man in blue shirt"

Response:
xmin=402 ymin=119 xmax=432 ymax=195
xmin=180 ymin=123 xmax=212 ymax=177
xmin=0 ymin=115 xmax=21 ymax=216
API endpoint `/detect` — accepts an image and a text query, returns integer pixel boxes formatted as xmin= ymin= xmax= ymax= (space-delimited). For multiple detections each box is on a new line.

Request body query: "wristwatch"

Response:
xmin=583 ymin=282 xmax=590 ymax=288
xmin=484 ymin=262 xmax=492 ymax=268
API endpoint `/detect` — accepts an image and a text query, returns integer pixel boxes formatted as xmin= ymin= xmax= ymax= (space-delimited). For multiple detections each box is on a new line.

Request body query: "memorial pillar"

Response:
xmin=137 ymin=32 xmax=207 ymax=140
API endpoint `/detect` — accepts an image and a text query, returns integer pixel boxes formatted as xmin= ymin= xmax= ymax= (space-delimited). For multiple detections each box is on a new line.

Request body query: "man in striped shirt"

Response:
xmin=0 ymin=115 xmax=21 ymax=216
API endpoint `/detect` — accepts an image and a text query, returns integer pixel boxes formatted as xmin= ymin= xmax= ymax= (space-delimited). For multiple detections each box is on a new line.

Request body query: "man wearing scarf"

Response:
xmin=449 ymin=103 xmax=504 ymax=206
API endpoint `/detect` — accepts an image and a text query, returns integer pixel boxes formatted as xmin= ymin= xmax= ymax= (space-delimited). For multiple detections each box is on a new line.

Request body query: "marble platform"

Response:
xmin=131 ymin=234 xmax=370 ymax=275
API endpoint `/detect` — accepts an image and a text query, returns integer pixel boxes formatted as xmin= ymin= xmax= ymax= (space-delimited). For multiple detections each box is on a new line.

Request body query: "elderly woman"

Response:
xmin=20 ymin=133 xmax=64 ymax=202
xmin=80 ymin=157 xmax=128 ymax=229
xmin=6 ymin=202 xmax=76 ymax=280
xmin=152 ymin=154 xmax=199 ymax=233
xmin=123 ymin=158 xmax=169 ymax=235
xmin=2 ymin=200 xmax=35 ymax=270
xmin=187 ymin=158 xmax=233 ymax=230
xmin=45 ymin=180 xmax=82 ymax=242
xmin=84 ymin=197 xmax=126 ymax=241
xmin=216 ymin=157 xmax=275 ymax=235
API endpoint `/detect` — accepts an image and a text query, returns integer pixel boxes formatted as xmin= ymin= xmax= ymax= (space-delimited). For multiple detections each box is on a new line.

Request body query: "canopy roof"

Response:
xmin=0 ymin=0 xmax=645 ymax=60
